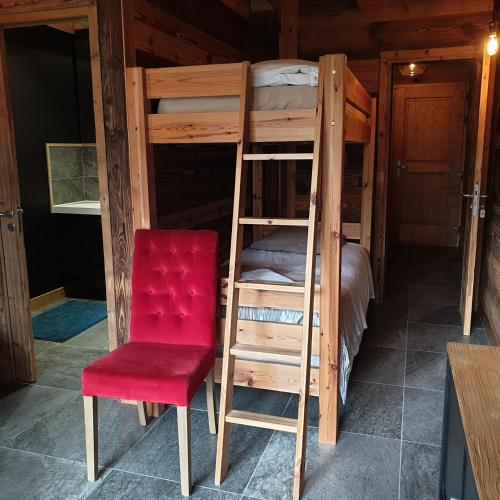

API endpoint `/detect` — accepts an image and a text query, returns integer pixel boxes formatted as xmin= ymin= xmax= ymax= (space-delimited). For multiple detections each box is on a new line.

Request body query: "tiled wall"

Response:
xmin=48 ymin=144 xmax=98 ymax=205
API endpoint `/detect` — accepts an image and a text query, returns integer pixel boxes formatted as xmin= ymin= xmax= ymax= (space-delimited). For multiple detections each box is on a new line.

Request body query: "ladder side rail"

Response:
xmin=215 ymin=61 xmax=252 ymax=485
xmin=293 ymin=58 xmax=325 ymax=500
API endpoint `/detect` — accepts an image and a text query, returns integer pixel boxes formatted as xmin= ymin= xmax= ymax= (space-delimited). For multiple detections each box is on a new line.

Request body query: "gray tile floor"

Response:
xmin=0 ymin=248 xmax=489 ymax=499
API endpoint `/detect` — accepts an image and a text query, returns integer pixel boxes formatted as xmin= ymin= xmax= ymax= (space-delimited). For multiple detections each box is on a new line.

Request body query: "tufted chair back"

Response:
xmin=130 ymin=229 xmax=218 ymax=348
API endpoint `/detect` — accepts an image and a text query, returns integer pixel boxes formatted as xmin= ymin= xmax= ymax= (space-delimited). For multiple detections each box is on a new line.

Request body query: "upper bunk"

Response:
xmin=127 ymin=56 xmax=373 ymax=146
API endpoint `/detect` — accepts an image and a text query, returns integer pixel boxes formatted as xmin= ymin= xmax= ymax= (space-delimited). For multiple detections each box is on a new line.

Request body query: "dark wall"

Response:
xmin=5 ymin=26 xmax=103 ymax=299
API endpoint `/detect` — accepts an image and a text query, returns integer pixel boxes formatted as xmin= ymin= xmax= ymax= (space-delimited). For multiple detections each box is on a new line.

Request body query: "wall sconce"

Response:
xmin=487 ymin=21 xmax=498 ymax=56
xmin=398 ymin=63 xmax=426 ymax=78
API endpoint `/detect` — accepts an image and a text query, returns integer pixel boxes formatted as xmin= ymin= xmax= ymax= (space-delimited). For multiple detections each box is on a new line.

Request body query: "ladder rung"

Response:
xmin=243 ymin=153 xmax=314 ymax=161
xmin=230 ymin=343 xmax=302 ymax=363
xmin=235 ymin=280 xmax=305 ymax=293
xmin=239 ymin=217 xmax=309 ymax=227
xmin=226 ymin=410 xmax=298 ymax=433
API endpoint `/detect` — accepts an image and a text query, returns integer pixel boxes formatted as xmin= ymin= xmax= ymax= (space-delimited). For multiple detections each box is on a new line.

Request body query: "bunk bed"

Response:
xmin=126 ymin=54 xmax=377 ymax=444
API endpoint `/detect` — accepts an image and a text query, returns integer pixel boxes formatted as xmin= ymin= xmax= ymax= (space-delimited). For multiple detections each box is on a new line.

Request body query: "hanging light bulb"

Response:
xmin=487 ymin=21 xmax=498 ymax=56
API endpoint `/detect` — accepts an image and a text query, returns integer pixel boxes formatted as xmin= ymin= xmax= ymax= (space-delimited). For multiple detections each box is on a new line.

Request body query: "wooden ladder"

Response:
xmin=215 ymin=61 xmax=325 ymax=500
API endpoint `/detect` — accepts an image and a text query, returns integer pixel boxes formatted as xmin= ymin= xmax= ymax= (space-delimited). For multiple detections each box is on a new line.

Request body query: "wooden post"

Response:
xmin=125 ymin=67 xmax=157 ymax=230
xmin=91 ymin=0 xmax=135 ymax=348
xmin=360 ymin=98 xmax=377 ymax=254
xmin=277 ymin=0 xmax=298 ymax=59
xmin=318 ymin=54 xmax=345 ymax=444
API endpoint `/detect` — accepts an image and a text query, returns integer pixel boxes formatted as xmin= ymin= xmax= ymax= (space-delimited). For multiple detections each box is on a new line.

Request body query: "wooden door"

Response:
xmin=390 ymin=83 xmax=467 ymax=247
xmin=460 ymin=48 xmax=497 ymax=335
xmin=0 ymin=30 xmax=35 ymax=383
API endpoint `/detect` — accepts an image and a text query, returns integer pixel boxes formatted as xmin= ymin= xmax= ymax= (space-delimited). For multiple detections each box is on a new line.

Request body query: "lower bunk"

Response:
xmin=216 ymin=227 xmax=374 ymax=415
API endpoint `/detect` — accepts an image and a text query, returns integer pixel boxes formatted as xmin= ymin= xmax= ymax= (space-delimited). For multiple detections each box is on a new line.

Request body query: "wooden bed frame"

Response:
xmin=126 ymin=54 xmax=376 ymax=444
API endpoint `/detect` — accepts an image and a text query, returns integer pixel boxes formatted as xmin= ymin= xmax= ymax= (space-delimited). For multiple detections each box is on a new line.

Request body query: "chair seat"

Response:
xmin=82 ymin=342 xmax=215 ymax=406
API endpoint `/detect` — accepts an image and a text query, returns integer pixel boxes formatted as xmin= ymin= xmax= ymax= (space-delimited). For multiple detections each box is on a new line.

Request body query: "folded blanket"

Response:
xmin=251 ymin=59 xmax=319 ymax=87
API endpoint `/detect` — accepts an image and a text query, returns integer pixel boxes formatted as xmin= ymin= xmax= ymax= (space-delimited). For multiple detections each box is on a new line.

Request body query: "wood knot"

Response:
xmin=332 ymin=231 xmax=341 ymax=239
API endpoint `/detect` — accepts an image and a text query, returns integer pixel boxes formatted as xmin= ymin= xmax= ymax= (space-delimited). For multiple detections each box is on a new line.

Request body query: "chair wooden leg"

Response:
xmin=206 ymin=368 xmax=217 ymax=435
xmin=137 ymin=401 xmax=148 ymax=426
xmin=177 ymin=406 xmax=192 ymax=497
xmin=83 ymin=395 xmax=98 ymax=481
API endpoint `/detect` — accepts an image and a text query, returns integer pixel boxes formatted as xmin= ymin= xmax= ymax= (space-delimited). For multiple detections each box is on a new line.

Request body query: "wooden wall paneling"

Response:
xmin=93 ymin=0 xmax=135 ymax=348
xmin=126 ymin=67 xmax=156 ymax=230
xmin=348 ymin=59 xmax=379 ymax=94
xmin=133 ymin=0 xmax=246 ymax=66
xmin=158 ymin=198 xmax=233 ymax=228
xmin=318 ymin=54 xmax=345 ymax=444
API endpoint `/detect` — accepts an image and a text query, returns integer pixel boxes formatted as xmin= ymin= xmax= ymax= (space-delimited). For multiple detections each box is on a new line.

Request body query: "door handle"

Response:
xmin=0 ymin=209 xmax=15 ymax=218
xmin=396 ymin=160 xmax=407 ymax=179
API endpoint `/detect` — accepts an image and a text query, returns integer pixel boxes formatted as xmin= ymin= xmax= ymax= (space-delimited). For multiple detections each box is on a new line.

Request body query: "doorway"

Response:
xmin=3 ymin=24 xmax=109 ymax=387
xmin=0 ymin=4 xmax=120 ymax=385
xmin=374 ymin=46 xmax=496 ymax=336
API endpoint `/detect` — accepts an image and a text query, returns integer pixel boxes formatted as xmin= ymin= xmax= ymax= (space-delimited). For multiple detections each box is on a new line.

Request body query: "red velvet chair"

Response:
xmin=81 ymin=229 xmax=218 ymax=496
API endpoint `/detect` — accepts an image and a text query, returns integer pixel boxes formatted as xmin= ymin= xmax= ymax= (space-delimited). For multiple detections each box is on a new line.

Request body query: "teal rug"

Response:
xmin=32 ymin=300 xmax=107 ymax=342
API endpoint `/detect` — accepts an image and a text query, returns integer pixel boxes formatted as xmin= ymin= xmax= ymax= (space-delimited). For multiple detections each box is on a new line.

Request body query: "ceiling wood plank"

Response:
xmin=300 ymin=12 xmax=490 ymax=59
xmin=300 ymin=0 xmax=493 ymax=28
xmin=220 ymin=0 xmax=250 ymax=19
xmin=134 ymin=0 xmax=246 ymax=65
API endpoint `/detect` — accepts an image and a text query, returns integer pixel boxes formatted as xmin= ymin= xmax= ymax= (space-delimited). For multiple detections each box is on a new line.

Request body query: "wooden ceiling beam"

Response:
xmin=133 ymin=0 xmax=246 ymax=65
xmin=300 ymin=0 xmax=493 ymax=29
xmin=219 ymin=0 xmax=250 ymax=20
xmin=300 ymin=11 xmax=490 ymax=59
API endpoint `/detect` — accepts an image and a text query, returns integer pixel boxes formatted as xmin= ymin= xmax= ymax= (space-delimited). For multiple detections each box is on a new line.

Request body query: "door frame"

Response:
xmin=0 ymin=0 xmax=134 ymax=381
xmin=373 ymin=45 xmax=485 ymax=302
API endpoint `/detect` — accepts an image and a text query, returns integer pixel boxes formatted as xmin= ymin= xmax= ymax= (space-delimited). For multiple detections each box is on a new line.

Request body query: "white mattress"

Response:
xmin=219 ymin=242 xmax=374 ymax=404
xmin=157 ymin=85 xmax=318 ymax=114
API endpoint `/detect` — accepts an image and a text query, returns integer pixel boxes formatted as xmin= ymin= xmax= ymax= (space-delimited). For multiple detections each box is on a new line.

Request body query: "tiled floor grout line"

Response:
xmin=404 ymin=385 xmax=444 ymax=393
xmin=240 ymin=394 xmax=293 ymax=500
xmin=350 ymin=378 xmax=405 ymax=388
xmin=19 ymin=381 xmax=79 ymax=394
xmin=0 ymin=444 xmax=93 ymax=468
xmin=2 ymin=405 xmax=173 ymax=475
xmin=2 ymin=386 xmax=79 ymax=445
xmin=106 ymin=465 xmax=244 ymax=497
xmin=397 ymin=280 xmax=410 ymax=500
xmin=109 ymin=404 xmax=175 ymax=470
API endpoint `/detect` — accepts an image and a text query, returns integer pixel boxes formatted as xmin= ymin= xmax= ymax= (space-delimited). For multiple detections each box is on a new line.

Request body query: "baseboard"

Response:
xmin=30 ymin=287 xmax=66 ymax=313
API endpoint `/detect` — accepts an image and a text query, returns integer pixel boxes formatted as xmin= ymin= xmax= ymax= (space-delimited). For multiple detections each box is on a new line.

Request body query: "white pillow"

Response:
xmin=251 ymin=59 xmax=319 ymax=88
xmin=249 ymin=228 xmax=320 ymax=254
